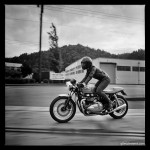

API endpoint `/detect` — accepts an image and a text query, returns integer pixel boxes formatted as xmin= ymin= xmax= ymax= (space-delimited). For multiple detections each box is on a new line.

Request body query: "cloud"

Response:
xmin=5 ymin=5 xmax=145 ymax=57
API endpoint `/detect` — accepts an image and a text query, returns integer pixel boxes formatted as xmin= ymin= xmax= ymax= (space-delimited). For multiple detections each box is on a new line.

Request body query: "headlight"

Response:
xmin=66 ymin=81 xmax=72 ymax=87
xmin=66 ymin=81 xmax=73 ymax=90
xmin=69 ymin=85 xmax=73 ymax=91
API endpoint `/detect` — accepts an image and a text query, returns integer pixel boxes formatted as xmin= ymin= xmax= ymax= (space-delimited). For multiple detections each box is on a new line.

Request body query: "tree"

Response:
xmin=47 ymin=23 xmax=63 ymax=72
xmin=47 ymin=23 xmax=58 ymax=49
xmin=5 ymin=69 xmax=22 ymax=78
xmin=21 ymin=62 xmax=32 ymax=78
xmin=49 ymin=48 xmax=59 ymax=73
xmin=5 ymin=45 xmax=145 ymax=73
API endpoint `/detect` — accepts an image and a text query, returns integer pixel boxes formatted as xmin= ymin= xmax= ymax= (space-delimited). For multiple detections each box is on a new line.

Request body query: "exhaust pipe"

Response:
xmin=111 ymin=103 xmax=127 ymax=112
xmin=86 ymin=103 xmax=127 ymax=115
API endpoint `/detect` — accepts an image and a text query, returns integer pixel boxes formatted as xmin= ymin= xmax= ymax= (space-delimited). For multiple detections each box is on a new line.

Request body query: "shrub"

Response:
xmin=30 ymin=79 xmax=35 ymax=83
xmin=5 ymin=78 xmax=35 ymax=84
xmin=43 ymin=79 xmax=49 ymax=83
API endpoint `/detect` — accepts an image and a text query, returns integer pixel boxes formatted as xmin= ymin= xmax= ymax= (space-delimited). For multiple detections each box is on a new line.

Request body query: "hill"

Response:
xmin=5 ymin=44 xmax=145 ymax=73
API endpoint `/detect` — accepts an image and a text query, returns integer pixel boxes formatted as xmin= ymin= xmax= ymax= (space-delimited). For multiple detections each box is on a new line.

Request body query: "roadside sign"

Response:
xmin=50 ymin=72 xmax=65 ymax=80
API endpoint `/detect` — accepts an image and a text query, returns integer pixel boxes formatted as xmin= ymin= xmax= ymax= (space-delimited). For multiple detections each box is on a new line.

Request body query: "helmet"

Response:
xmin=81 ymin=56 xmax=93 ymax=70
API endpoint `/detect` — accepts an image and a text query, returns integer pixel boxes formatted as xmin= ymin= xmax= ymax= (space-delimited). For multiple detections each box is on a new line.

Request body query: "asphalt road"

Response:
xmin=5 ymin=107 xmax=145 ymax=146
xmin=5 ymin=132 xmax=145 ymax=146
xmin=5 ymin=84 xmax=145 ymax=109
xmin=5 ymin=85 xmax=145 ymax=146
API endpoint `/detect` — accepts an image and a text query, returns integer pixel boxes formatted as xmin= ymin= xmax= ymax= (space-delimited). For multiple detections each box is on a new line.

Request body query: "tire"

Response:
xmin=49 ymin=96 xmax=76 ymax=123
xmin=109 ymin=95 xmax=128 ymax=119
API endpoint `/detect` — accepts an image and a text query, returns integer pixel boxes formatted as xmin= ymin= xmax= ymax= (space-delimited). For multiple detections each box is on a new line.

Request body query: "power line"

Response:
xmin=5 ymin=39 xmax=49 ymax=47
xmin=70 ymin=6 xmax=144 ymax=21
xmin=5 ymin=17 xmax=75 ymax=29
xmin=5 ymin=5 xmax=144 ymax=32
xmin=6 ymin=39 xmax=38 ymax=44
xmin=6 ymin=5 xmax=144 ymax=25
xmin=44 ymin=5 xmax=144 ymax=24
xmin=27 ymin=5 xmax=144 ymax=23
xmin=45 ymin=5 xmax=144 ymax=22
xmin=5 ymin=39 xmax=39 ymax=46
xmin=5 ymin=17 xmax=39 ymax=23
xmin=5 ymin=5 xmax=144 ymax=54
xmin=5 ymin=17 xmax=143 ymax=36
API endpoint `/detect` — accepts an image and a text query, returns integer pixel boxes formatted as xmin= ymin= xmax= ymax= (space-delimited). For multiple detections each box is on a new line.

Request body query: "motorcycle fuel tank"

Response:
xmin=82 ymin=84 xmax=95 ymax=93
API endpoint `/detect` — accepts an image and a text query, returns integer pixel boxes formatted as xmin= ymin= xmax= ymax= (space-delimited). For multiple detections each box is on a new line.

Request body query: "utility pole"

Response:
xmin=138 ymin=61 xmax=140 ymax=84
xmin=37 ymin=4 xmax=44 ymax=83
xmin=59 ymin=48 xmax=63 ymax=73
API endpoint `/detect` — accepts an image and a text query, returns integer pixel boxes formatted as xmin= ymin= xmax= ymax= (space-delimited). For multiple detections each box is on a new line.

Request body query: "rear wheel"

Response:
xmin=50 ymin=96 xmax=76 ymax=123
xmin=109 ymin=95 xmax=128 ymax=119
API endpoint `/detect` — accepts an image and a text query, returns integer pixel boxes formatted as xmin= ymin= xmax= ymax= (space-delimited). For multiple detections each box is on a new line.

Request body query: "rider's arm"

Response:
xmin=84 ymin=66 xmax=96 ymax=85
xmin=80 ymin=71 xmax=88 ymax=83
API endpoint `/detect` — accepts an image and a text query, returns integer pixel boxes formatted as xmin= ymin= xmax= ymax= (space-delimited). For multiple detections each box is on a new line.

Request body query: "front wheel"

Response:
xmin=49 ymin=96 xmax=76 ymax=123
xmin=109 ymin=95 xmax=128 ymax=119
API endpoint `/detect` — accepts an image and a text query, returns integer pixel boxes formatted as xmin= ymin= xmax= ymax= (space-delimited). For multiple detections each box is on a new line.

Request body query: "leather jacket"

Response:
xmin=80 ymin=66 xmax=110 ymax=84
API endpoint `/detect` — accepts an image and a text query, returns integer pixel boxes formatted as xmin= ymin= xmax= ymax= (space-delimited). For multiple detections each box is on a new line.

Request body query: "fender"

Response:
xmin=58 ymin=94 xmax=69 ymax=97
xmin=120 ymin=90 xmax=127 ymax=95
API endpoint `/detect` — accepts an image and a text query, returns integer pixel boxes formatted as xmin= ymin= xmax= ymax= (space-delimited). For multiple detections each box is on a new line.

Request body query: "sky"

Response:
xmin=5 ymin=5 xmax=145 ymax=58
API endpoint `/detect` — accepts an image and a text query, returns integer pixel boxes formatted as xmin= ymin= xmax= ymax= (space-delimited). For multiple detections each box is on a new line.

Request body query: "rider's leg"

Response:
xmin=95 ymin=77 xmax=112 ymax=111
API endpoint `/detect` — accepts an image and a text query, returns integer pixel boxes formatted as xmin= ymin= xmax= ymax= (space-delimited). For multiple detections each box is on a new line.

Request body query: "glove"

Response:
xmin=77 ymin=82 xmax=86 ymax=88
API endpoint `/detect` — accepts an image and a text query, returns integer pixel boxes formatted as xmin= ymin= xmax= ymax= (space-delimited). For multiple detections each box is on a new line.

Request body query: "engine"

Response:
xmin=80 ymin=97 xmax=104 ymax=115
xmin=81 ymin=85 xmax=104 ymax=113
xmin=81 ymin=96 xmax=104 ymax=113
xmin=87 ymin=101 xmax=103 ymax=113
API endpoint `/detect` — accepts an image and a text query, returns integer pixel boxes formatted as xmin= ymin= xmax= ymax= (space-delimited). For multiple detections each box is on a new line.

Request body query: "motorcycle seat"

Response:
xmin=103 ymin=87 xmax=124 ymax=94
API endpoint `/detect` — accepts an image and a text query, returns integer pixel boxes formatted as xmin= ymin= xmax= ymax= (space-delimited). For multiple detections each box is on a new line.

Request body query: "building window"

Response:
xmin=70 ymin=67 xmax=75 ymax=72
xmin=76 ymin=65 xmax=81 ymax=69
xmin=132 ymin=66 xmax=139 ymax=71
xmin=132 ymin=66 xmax=145 ymax=72
xmin=76 ymin=69 xmax=84 ymax=74
xmin=70 ymin=72 xmax=75 ymax=75
xmin=140 ymin=67 xmax=145 ymax=72
xmin=66 ymin=70 xmax=69 ymax=73
xmin=117 ymin=66 xmax=131 ymax=71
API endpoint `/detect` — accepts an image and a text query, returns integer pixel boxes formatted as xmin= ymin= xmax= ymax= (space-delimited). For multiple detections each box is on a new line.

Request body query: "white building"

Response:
xmin=5 ymin=62 xmax=22 ymax=72
xmin=65 ymin=57 xmax=145 ymax=85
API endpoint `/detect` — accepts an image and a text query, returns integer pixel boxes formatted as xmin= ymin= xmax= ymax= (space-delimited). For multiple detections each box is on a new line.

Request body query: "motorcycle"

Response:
xmin=49 ymin=79 xmax=128 ymax=123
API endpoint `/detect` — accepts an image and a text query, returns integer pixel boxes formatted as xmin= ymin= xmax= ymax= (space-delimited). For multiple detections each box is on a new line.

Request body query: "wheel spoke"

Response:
xmin=113 ymin=98 xmax=127 ymax=116
xmin=53 ymin=99 xmax=74 ymax=120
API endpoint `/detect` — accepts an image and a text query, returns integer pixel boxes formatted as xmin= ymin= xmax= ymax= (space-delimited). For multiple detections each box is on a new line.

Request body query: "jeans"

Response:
xmin=94 ymin=77 xmax=111 ymax=106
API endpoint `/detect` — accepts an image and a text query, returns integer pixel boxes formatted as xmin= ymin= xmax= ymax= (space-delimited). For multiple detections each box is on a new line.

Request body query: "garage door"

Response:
xmin=100 ymin=63 xmax=116 ymax=84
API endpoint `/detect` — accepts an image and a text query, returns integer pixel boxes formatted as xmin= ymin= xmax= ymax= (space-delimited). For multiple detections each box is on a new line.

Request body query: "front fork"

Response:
xmin=63 ymin=92 xmax=74 ymax=110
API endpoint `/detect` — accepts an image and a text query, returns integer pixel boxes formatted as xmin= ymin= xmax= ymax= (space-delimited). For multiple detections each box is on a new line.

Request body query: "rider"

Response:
xmin=79 ymin=56 xmax=112 ymax=112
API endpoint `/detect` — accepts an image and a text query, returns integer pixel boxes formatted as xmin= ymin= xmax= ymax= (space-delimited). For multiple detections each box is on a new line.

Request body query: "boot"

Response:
xmin=106 ymin=100 xmax=113 ymax=112
xmin=99 ymin=92 xmax=113 ymax=112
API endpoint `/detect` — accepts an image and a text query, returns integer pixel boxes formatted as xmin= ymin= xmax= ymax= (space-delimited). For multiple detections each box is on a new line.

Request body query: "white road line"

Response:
xmin=5 ymin=106 xmax=49 ymax=111
xmin=5 ymin=106 xmax=145 ymax=116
